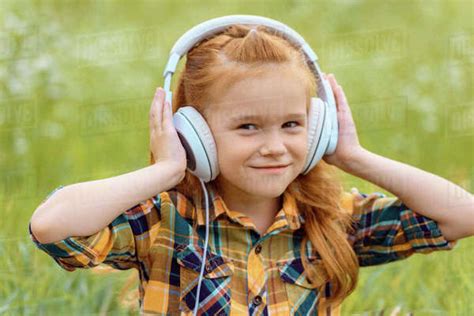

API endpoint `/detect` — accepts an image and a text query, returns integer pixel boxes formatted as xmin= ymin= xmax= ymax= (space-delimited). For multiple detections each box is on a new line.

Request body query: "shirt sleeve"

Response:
xmin=345 ymin=188 xmax=459 ymax=267
xmin=29 ymin=185 xmax=162 ymax=272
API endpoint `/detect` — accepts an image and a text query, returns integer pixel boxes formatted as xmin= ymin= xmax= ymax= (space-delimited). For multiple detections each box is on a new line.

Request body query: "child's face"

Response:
xmin=204 ymin=67 xmax=309 ymax=199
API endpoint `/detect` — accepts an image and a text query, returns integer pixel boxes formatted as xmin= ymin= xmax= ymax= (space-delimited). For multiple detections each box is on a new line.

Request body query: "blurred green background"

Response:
xmin=1 ymin=0 xmax=472 ymax=315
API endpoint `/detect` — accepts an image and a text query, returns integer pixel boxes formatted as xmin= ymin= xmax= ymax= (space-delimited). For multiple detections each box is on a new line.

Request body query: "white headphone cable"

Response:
xmin=193 ymin=179 xmax=210 ymax=315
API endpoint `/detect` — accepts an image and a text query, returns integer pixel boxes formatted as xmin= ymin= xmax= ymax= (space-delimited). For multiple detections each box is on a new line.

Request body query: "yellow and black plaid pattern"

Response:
xmin=29 ymin=182 xmax=458 ymax=315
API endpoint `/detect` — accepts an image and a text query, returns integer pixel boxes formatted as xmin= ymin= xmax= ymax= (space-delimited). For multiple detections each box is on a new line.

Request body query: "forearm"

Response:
xmin=340 ymin=148 xmax=474 ymax=240
xmin=30 ymin=161 xmax=184 ymax=243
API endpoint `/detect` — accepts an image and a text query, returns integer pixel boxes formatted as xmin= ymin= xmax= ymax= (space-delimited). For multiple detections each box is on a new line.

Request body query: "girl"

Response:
xmin=29 ymin=23 xmax=473 ymax=316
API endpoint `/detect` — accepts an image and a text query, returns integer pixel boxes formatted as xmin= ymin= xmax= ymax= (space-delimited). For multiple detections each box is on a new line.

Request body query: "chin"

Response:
xmin=217 ymin=167 xmax=293 ymax=197
xmin=254 ymin=189 xmax=285 ymax=199
xmin=240 ymin=179 xmax=288 ymax=198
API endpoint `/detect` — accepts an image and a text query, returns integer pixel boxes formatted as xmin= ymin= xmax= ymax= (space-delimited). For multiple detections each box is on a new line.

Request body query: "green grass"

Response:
xmin=1 ymin=0 xmax=472 ymax=315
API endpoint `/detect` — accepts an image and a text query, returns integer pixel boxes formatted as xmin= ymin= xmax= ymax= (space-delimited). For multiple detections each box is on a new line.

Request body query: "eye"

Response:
xmin=237 ymin=121 xmax=301 ymax=130
xmin=238 ymin=123 xmax=257 ymax=130
xmin=283 ymin=121 xmax=300 ymax=128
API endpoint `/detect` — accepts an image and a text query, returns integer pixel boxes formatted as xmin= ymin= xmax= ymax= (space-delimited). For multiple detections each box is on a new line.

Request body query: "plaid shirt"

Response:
xmin=29 ymin=182 xmax=458 ymax=315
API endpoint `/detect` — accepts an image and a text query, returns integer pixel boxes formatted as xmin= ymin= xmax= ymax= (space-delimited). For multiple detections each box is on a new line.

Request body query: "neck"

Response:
xmin=213 ymin=178 xmax=283 ymax=223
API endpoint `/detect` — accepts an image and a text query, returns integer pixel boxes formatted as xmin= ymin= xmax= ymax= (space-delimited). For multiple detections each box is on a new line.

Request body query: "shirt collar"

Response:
xmin=193 ymin=182 xmax=305 ymax=231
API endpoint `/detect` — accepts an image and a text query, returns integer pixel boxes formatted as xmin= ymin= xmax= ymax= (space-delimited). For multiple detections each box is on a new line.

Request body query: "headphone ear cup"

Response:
xmin=301 ymin=97 xmax=329 ymax=175
xmin=172 ymin=106 xmax=219 ymax=182
xmin=319 ymin=76 xmax=339 ymax=154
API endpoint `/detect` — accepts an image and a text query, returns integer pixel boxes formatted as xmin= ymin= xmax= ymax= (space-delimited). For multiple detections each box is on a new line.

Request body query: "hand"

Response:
xmin=149 ymin=87 xmax=187 ymax=173
xmin=322 ymin=73 xmax=365 ymax=169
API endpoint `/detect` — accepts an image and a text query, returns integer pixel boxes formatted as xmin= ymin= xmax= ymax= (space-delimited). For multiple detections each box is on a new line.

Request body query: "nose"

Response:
xmin=259 ymin=130 xmax=287 ymax=156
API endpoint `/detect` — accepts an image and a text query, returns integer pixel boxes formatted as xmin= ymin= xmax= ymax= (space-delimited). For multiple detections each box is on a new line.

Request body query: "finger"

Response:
xmin=326 ymin=74 xmax=339 ymax=94
xmin=336 ymin=84 xmax=351 ymax=113
xmin=335 ymin=85 xmax=343 ymax=103
xmin=324 ymin=74 xmax=348 ymax=112
xmin=149 ymin=88 xmax=160 ymax=122
xmin=332 ymin=85 xmax=343 ymax=111
xmin=156 ymin=88 xmax=165 ymax=128
xmin=330 ymin=75 xmax=342 ymax=94
xmin=326 ymin=73 xmax=335 ymax=84
xmin=162 ymin=100 xmax=172 ymax=130
xmin=150 ymin=87 xmax=164 ymax=130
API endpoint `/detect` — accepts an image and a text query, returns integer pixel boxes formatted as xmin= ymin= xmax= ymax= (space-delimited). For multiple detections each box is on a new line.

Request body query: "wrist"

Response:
xmin=152 ymin=160 xmax=186 ymax=185
xmin=339 ymin=147 xmax=372 ymax=175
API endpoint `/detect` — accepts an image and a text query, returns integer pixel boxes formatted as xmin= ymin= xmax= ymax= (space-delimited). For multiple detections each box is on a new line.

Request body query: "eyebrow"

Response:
xmin=231 ymin=113 xmax=306 ymax=123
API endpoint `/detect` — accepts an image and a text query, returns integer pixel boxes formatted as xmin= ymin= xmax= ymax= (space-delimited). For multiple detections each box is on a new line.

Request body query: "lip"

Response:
xmin=250 ymin=165 xmax=290 ymax=174
xmin=252 ymin=163 xmax=291 ymax=168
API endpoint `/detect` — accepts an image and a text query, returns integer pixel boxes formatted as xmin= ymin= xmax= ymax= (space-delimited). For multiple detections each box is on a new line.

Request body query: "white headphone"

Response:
xmin=160 ymin=15 xmax=338 ymax=315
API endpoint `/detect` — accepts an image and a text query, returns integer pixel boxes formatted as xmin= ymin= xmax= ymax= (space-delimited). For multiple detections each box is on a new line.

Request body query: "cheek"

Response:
xmin=215 ymin=135 xmax=251 ymax=164
xmin=293 ymin=135 xmax=308 ymax=157
xmin=300 ymin=141 xmax=308 ymax=157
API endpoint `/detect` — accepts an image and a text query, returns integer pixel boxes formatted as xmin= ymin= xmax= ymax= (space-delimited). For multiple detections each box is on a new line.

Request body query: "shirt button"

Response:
xmin=252 ymin=295 xmax=262 ymax=306
xmin=255 ymin=244 xmax=262 ymax=254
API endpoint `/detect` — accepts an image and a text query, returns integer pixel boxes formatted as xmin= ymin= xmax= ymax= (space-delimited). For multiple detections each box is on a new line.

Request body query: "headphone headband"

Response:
xmin=163 ymin=15 xmax=318 ymax=74
xmin=162 ymin=15 xmax=331 ymax=105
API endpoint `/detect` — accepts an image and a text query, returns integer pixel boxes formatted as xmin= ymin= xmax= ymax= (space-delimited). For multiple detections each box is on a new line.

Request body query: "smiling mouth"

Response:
xmin=251 ymin=164 xmax=291 ymax=169
xmin=250 ymin=165 xmax=290 ymax=173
